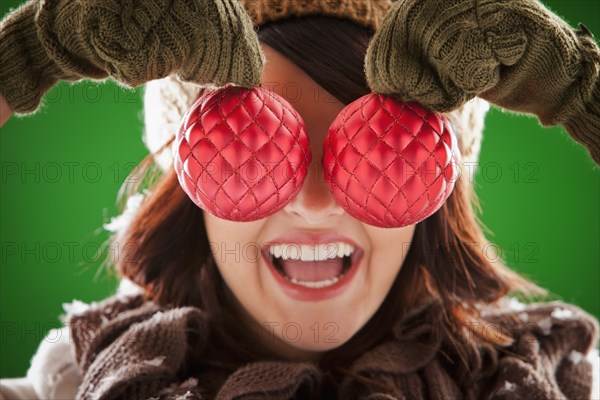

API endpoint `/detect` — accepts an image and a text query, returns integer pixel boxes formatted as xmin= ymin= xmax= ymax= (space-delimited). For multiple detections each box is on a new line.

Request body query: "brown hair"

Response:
xmin=107 ymin=15 xmax=545 ymax=395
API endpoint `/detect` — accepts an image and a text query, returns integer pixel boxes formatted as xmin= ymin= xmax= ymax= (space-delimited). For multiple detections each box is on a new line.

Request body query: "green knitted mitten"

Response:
xmin=365 ymin=0 xmax=600 ymax=165
xmin=0 ymin=0 xmax=265 ymax=114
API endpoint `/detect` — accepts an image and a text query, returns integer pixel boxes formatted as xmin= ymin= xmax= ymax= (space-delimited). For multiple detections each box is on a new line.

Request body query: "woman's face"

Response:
xmin=204 ymin=44 xmax=416 ymax=361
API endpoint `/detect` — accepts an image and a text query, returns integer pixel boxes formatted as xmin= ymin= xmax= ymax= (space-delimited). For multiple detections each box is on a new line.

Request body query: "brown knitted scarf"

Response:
xmin=64 ymin=294 xmax=598 ymax=400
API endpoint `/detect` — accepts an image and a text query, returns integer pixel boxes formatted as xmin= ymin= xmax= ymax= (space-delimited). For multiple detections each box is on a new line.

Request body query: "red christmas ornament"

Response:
xmin=174 ymin=85 xmax=311 ymax=221
xmin=323 ymin=94 xmax=461 ymax=228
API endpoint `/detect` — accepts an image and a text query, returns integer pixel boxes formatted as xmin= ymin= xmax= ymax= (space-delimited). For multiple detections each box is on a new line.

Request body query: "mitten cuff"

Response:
xmin=562 ymin=27 xmax=600 ymax=164
xmin=0 ymin=1 xmax=64 ymax=114
xmin=564 ymin=75 xmax=600 ymax=164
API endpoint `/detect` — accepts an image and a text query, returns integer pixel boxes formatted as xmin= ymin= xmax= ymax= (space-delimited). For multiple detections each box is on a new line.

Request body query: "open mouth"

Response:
xmin=262 ymin=242 xmax=362 ymax=289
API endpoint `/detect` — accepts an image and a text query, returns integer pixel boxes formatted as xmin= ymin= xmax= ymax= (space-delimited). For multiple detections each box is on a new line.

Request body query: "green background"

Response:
xmin=1 ymin=0 xmax=599 ymax=378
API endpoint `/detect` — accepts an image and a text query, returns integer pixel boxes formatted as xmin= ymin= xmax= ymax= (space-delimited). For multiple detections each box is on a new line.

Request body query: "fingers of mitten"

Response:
xmin=37 ymin=0 xmax=181 ymax=87
xmin=426 ymin=0 xmax=530 ymax=96
xmin=35 ymin=0 xmax=264 ymax=88
xmin=35 ymin=0 xmax=108 ymax=81
xmin=478 ymin=0 xmax=580 ymax=70
xmin=477 ymin=0 xmax=600 ymax=130
xmin=176 ymin=0 xmax=265 ymax=87
xmin=476 ymin=0 xmax=531 ymax=66
xmin=365 ymin=0 xmax=478 ymax=112
xmin=0 ymin=0 xmax=71 ymax=114
xmin=433 ymin=27 xmax=500 ymax=94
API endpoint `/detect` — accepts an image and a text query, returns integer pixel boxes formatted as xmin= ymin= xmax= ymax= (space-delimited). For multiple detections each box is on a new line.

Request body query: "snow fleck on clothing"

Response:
xmin=144 ymin=356 xmax=166 ymax=367
xmin=552 ymin=307 xmax=577 ymax=320
xmin=569 ymin=351 xmax=585 ymax=365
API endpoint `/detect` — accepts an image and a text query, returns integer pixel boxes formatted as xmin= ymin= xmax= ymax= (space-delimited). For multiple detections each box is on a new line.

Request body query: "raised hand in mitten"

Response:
xmin=365 ymin=0 xmax=600 ymax=165
xmin=0 ymin=0 xmax=264 ymax=113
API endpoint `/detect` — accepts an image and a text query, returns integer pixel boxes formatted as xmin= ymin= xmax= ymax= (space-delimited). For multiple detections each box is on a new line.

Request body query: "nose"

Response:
xmin=283 ymin=151 xmax=345 ymax=225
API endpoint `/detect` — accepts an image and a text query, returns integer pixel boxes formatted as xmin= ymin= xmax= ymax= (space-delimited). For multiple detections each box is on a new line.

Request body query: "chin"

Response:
xmin=292 ymin=338 xmax=348 ymax=353
xmin=270 ymin=311 xmax=361 ymax=352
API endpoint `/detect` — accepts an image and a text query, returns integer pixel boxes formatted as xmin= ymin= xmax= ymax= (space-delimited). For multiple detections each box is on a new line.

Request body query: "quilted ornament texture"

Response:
xmin=174 ymin=85 xmax=311 ymax=221
xmin=323 ymin=94 xmax=461 ymax=228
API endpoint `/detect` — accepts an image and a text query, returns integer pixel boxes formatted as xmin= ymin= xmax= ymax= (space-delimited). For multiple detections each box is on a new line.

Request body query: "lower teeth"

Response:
xmin=285 ymin=274 xmax=344 ymax=288
xmin=271 ymin=254 xmax=352 ymax=288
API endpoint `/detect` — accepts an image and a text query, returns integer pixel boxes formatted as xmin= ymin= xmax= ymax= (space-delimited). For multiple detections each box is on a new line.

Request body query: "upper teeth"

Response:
xmin=269 ymin=242 xmax=354 ymax=261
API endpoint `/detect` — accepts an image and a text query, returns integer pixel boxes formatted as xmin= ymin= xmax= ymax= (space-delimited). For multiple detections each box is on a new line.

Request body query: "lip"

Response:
xmin=261 ymin=232 xmax=364 ymax=302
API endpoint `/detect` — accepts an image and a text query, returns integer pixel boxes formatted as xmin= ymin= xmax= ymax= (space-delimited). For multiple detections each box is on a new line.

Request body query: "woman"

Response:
xmin=0 ymin=0 xmax=598 ymax=398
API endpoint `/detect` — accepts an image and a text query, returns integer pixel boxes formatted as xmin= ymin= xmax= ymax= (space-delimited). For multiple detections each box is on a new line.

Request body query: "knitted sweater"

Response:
xmin=2 ymin=282 xmax=598 ymax=400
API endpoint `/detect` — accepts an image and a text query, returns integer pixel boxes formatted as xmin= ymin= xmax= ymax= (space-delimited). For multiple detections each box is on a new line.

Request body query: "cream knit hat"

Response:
xmin=142 ymin=79 xmax=490 ymax=173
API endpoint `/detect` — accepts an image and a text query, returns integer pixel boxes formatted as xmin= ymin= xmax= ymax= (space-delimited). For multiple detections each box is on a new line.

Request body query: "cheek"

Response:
xmin=203 ymin=214 xmax=283 ymax=333
xmin=203 ymin=213 xmax=264 ymax=277
xmin=366 ymin=224 xmax=416 ymax=283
